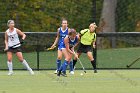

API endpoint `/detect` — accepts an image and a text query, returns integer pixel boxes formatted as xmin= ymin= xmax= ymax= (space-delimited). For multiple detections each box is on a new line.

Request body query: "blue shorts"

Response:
xmin=58 ymin=44 xmax=66 ymax=50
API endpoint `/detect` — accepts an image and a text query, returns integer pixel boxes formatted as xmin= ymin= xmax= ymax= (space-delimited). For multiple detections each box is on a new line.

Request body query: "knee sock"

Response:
xmin=73 ymin=59 xmax=77 ymax=68
xmin=56 ymin=59 xmax=61 ymax=70
xmin=61 ymin=60 xmax=68 ymax=73
xmin=69 ymin=61 xmax=73 ymax=71
xmin=91 ymin=60 xmax=96 ymax=70
xmin=22 ymin=59 xmax=32 ymax=71
xmin=7 ymin=61 xmax=13 ymax=72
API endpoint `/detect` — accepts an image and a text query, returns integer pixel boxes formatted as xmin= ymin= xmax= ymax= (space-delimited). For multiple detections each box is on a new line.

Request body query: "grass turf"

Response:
xmin=0 ymin=70 xmax=140 ymax=93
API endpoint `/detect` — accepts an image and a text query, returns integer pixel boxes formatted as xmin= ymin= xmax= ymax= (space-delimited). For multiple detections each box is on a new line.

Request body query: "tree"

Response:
xmin=97 ymin=0 xmax=117 ymax=48
xmin=0 ymin=0 xmax=94 ymax=32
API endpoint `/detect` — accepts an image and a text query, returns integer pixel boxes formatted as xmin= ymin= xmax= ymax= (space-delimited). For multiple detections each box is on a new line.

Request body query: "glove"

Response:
xmin=20 ymin=39 xmax=24 ymax=44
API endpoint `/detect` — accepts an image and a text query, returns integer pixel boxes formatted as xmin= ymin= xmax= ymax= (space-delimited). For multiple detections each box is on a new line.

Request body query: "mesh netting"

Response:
xmin=0 ymin=0 xmax=140 ymax=70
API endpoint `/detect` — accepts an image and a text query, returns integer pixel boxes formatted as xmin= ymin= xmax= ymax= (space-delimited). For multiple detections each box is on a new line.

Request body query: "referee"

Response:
xmin=73 ymin=23 xmax=97 ymax=73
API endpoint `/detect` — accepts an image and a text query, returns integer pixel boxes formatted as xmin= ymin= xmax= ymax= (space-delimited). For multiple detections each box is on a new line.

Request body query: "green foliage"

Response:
xmin=0 ymin=0 xmax=139 ymax=32
xmin=0 ymin=0 xmax=95 ymax=32
xmin=116 ymin=0 xmax=140 ymax=32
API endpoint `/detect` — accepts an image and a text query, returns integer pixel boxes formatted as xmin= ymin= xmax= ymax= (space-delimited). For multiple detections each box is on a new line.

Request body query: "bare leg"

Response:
xmin=16 ymin=52 xmax=34 ymax=75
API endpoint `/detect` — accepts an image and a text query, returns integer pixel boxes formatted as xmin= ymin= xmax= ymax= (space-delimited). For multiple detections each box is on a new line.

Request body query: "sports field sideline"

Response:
xmin=0 ymin=70 xmax=140 ymax=93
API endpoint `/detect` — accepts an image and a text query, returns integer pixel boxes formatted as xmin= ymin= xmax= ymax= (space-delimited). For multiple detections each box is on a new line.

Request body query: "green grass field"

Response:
xmin=0 ymin=70 xmax=140 ymax=93
xmin=0 ymin=47 xmax=140 ymax=93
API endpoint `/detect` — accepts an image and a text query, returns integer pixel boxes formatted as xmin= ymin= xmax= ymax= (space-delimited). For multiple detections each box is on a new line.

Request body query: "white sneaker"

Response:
xmin=70 ymin=71 xmax=74 ymax=75
xmin=8 ymin=71 xmax=14 ymax=76
xmin=54 ymin=70 xmax=58 ymax=74
xmin=29 ymin=69 xmax=34 ymax=75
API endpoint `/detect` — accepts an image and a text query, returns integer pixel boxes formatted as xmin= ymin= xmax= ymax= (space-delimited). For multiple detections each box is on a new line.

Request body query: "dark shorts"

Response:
xmin=7 ymin=47 xmax=22 ymax=53
xmin=77 ymin=43 xmax=92 ymax=53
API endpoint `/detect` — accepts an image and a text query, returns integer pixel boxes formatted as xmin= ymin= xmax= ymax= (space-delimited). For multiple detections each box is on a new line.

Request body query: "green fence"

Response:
xmin=0 ymin=32 xmax=140 ymax=70
xmin=97 ymin=32 xmax=140 ymax=69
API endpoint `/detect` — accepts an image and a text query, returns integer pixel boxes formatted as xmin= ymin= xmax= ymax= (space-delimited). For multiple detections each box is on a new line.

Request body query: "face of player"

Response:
xmin=89 ymin=23 xmax=97 ymax=33
xmin=8 ymin=21 xmax=15 ymax=28
xmin=61 ymin=20 xmax=68 ymax=29
xmin=69 ymin=33 xmax=76 ymax=40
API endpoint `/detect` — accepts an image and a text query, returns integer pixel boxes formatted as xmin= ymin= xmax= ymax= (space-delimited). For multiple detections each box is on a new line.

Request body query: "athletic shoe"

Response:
xmin=8 ymin=71 xmax=14 ymax=76
xmin=70 ymin=71 xmax=74 ymax=75
xmin=61 ymin=72 xmax=67 ymax=77
xmin=57 ymin=70 xmax=61 ymax=76
xmin=54 ymin=70 xmax=58 ymax=74
xmin=29 ymin=70 xmax=34 ymax=75
xmin=94 ymin=70 xmax=97 ymax=73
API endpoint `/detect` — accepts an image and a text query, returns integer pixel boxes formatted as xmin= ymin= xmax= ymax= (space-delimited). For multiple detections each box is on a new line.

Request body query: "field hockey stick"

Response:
xmin=73 ymin=51 xmax=86 ymax=73
xmin=126 ymin=57 xmax=140 ymax=68
xmin=4 ymin=42 xmax=21 ymax=52
xmin=46 ymin=46 xmax=56 ymax=51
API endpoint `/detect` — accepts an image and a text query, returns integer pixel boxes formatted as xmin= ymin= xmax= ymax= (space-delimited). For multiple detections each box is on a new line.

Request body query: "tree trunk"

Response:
xmin=97 ymin=0 xmax=117 ymax=49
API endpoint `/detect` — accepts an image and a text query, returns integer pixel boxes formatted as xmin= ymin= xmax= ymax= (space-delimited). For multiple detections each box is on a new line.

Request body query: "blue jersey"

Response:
xmin=58 ymin=27 xmax=68 ymax=50
xmin=68 ymin=36 xmax=78 ymax=48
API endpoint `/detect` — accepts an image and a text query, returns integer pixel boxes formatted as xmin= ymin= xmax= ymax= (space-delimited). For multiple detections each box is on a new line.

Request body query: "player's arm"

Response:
xmin=51 ymin=28 xmax=60 ymax=48
xmin=92 ymin=34 xmax=96 ymax=49
xmin=73 ymin=35 xmax=80 ymax=48
xmin=68 ymin=28 xmax=71 ymax=33
xmin=16 ymin=29 xmax=26 ymax=40
xmin=92 ymin=41 xmax=96 ymax=49
xmin=4 ymin=32 xmax=8 ymax=50
xmin=16 ymin=29 xmax=26 ymax=44
xmin=78 ymin=29 xmax=88 ymax=38
xmin=64 ymin=36 xmax=73 ymax=54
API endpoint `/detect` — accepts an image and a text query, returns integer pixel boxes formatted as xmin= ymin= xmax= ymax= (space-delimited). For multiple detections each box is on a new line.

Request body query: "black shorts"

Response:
xmin=77 ymin=43 xmax=92 ymax=53
xmin=7 ymin=47 xmax=22 ymax=53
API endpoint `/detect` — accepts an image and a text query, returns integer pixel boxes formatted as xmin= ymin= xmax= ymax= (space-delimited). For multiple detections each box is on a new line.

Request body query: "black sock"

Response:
xmin=91 ymin=60 xmax=96 ymax=70
xmin=73 ymin=59 xmax=77 ymax=68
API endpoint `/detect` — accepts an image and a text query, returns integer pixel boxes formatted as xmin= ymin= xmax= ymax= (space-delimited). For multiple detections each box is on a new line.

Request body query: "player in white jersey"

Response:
xmin=4 ymin=20 xmax=34 ymax=75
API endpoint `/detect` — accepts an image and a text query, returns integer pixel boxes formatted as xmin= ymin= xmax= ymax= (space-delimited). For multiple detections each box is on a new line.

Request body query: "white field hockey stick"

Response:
xmin=4 ymin=42 xmax=21 ymax=52
xmin=73 ymin=50 xmax=86 ymax=73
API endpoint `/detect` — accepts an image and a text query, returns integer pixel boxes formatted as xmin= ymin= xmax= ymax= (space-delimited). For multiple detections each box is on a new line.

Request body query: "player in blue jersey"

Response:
xmin=57 ymin=28 xmax=80 ymax=77
xmin=51 ymin=19 xmax=74 ymax=74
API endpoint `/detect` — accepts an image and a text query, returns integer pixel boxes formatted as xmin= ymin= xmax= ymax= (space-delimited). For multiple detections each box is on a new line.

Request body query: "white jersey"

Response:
xmin=6 ymin=28 xmax=21 ymax=48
